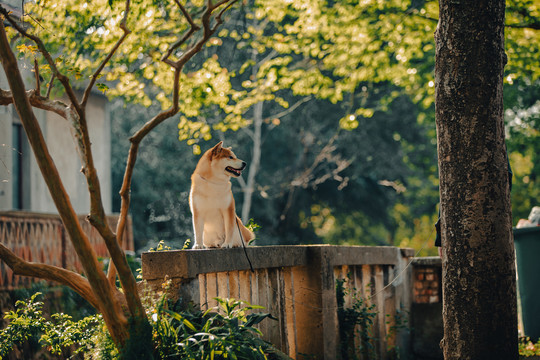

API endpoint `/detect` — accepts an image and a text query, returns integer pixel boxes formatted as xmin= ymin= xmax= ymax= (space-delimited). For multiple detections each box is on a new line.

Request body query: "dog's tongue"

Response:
xmin=226 ymin=166 xmax=241 ymax=176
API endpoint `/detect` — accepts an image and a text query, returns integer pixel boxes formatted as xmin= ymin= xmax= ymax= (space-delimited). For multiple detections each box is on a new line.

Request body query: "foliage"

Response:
xmin=150 ymin=296 xmax=278 ymax=359
xmin=505 ymin=80 xmax=540 ymax=224
xmin=12 ymin=0 xmax=539 ymax=252
xmin=0 ymin=293 xmax=102 ymax=358
xmin=385 ymin=309 xmax=409 ymax=359
xmin=336 ymin=275 xmax=409 ymax=360
xmin=336 ymin=277 xmax=377 ymax=360
xmin=520 ymin=337 xmax=540 ymax=357
xmin=101 ymin=0 xmax=538 ymax=252
xmin=0 ymin=291 xmax=283 ymax=360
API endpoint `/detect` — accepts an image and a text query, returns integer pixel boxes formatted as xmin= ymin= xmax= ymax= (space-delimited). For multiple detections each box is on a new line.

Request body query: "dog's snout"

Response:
xmin=241 ymin=161 xmax=247 ymax=169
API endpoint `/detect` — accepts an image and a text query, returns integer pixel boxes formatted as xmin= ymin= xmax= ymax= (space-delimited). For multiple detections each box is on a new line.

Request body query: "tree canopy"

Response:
xmin=10 ymin=0 xmax=540 ymax=252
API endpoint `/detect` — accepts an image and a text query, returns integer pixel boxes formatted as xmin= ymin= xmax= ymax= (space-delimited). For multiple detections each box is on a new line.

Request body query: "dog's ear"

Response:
xmin=210 ymin=141 xmax=223 ymax=158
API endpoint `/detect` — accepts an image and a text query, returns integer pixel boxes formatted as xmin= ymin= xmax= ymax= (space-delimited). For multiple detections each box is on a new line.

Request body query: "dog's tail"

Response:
xmin=236 ymin=215 xmax=255 ymax=244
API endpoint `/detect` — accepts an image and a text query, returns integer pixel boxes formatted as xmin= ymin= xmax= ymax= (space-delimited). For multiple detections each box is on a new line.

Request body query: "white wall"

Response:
xmin=0 ymin=78 xmax=112 ymax=214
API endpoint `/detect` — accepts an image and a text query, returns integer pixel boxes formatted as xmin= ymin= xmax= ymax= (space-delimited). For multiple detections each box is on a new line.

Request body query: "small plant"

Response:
xmin=246 ymin=218 xmax=261 ymax=234
xmin=520 ymin=337 xmax=540 ymax=357
xmin=0 ymin=292 xmax=102 ymax=358
xmin=149 ymin=240 xmax=172 ymax=252
xmin=150 ymin=295 xmax=278 ymax=359
xmin=1 ymin=290 xmax=284 ymax=359
xmin=182 ymin=238 xmax=191 ymax=250
xmin=385 ymin=308 xmax=409 ymax=359
xmin=336 ymin=277 xmax=377 ymax=360
xmin=246 ymin=219 xmax=261 ymax=245
xmin=336 ymin=274 xmax=409 ymax=360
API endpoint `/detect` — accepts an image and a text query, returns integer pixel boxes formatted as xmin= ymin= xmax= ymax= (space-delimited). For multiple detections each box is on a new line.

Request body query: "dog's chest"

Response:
xmin=191 ymin=179 xmax=232 ymax=210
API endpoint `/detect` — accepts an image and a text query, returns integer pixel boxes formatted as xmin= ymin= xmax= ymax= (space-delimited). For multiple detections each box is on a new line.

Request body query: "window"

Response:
xmin=12 ymin=123 xmax=23 ymax=209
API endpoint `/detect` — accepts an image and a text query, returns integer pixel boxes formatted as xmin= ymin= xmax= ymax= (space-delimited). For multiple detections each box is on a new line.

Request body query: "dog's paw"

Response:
xmin=223 ymin=242 xmax=242 ymax=248
xmin=192 ymin=242 xmax=202 ymax=249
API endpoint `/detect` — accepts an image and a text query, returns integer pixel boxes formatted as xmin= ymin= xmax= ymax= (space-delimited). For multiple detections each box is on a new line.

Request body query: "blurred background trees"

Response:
xmin=27 ymin=0 xmax=537 ymax=253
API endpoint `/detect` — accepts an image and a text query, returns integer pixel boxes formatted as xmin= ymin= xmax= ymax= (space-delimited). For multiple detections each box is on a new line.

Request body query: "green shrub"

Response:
xmin=520 ymin=337 xmax=540 ymax=357
xmin=0 ymin=291 xmax=283 ymax=360
xmin=151 ymin=296 xmax=277 ymax=359
xmin=336 ymin=278 xmax=377 ymax=360
xmin=0 ymin=292 xmax=102 ymax=358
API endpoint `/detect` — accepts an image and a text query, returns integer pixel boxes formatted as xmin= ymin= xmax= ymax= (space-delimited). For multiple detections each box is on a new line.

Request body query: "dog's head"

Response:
xmin=209 ymin=141 xmax=246 ymax=178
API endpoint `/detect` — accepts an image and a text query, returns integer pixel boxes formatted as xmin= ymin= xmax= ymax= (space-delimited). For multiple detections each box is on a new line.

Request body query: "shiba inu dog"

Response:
xmin=189 ymin=141 xmax=255 ymax=248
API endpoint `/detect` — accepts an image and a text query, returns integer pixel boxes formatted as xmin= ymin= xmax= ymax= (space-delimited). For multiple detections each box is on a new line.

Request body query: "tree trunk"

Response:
xmin=241 ymin=99 xmax=262 ymax=223
xmin=435 ymin=1 xmax=518 ymax=359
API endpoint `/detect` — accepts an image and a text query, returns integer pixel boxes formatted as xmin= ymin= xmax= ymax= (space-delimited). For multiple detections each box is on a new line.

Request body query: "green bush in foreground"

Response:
xmin=0 ymin=292 xmax=284 ymax=359
xmin=520 ymin=337 xmax=540 ymax=357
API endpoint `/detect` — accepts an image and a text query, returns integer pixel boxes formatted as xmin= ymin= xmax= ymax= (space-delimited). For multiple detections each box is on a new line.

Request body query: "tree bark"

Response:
xmin=435 ymin=0 xmax=518 ymax=359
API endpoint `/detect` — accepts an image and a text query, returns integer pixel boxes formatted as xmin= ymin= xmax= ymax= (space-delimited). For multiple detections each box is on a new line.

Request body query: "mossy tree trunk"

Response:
xmin=435 ymin=0 xmax=518 ymax=359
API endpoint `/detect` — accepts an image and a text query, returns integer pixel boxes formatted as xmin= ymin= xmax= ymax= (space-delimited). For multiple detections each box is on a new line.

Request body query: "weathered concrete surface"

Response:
xmin=141 ymin=245 xmax=415 ymax=360
xmin=142 ymin=245 xmax=415 ymax=281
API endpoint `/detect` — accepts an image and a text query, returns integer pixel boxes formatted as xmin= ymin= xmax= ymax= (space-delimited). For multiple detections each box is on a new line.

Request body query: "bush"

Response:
xmin=0 ymin=292 xmax=101 ymax=358
xmin=0 ymin=291 xmax=285 ymax=359
xmin=520 ymin=337 xmax=540 ymax=357
xmin=151 ymin=296 xmax=277 ymax=359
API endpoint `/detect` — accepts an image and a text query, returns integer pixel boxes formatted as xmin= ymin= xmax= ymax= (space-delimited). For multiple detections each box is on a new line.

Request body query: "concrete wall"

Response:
xmin=35 ymin=95 xmax=112 ymax=213
xmin=142 ymin=245 xmax=416 ymax=360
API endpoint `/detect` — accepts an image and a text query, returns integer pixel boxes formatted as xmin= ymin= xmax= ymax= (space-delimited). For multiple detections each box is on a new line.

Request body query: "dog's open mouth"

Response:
xmin=225 ymin=166 xmax=243 ymax=177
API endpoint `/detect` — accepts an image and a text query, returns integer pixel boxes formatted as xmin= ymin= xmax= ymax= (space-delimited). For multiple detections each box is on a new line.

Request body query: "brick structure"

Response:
xmin=413 ymin=257 xmax=442 ymax=304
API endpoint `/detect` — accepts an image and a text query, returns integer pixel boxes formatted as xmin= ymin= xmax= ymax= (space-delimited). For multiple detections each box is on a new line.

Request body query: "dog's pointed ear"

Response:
xmin=210 ymin=141 xmax=223 ymax=158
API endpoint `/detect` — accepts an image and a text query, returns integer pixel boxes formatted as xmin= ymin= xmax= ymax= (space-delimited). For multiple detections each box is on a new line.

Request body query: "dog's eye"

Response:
xmin=229 ymin=156 xmax=234 ymax=159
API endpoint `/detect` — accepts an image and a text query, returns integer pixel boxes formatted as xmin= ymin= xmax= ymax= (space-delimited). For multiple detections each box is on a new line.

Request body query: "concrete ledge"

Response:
xmin=412 ymin=256 xmax=442 ymax=267
xmin=142 ymin=245 xmax=415 ymax=281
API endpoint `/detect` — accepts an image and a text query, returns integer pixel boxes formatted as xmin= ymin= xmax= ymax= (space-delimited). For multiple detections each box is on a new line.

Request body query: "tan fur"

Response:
xmin=189 ymin=141 xmax=255 ymax=248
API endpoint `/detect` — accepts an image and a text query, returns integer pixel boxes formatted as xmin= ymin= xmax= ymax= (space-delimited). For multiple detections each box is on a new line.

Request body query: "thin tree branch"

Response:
xmin=0 ymin=20 xmax=129 ymax=346
xmin=0 ymin=88 xmax=72 ymax=119
xmin=212 ymin=0 xmax=238 ymax=32
xmin=161 ymin=0 xmax=200 ymax=66
xmin=270 ymin=96 xmax=312 ymax=121
xmin=175 ymin=0 xmax=237 ymax=69
xmin=0 ymin=5 xmax=82 ymax=114
xmin=34 ymin=57 xmax=40 ymax=94
xmin=505 ymin=22 xmax=540 ymax=30
xmin=45 ymin=73 xmax=55 ymax=98
xmin=81 ymin=0 xmax=132 ymax=107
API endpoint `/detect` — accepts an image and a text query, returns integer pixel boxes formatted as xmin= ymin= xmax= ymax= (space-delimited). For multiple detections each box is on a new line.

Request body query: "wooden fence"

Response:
xmin=0 ymin=211 xmax=134 ymax=289
xmin=142 ymin=245 xmax=415 ymax=360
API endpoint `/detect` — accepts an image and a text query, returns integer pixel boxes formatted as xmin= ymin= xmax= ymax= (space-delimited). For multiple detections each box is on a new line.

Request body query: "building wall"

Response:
xmin=0 ymin=74 xmax=112 ymax=214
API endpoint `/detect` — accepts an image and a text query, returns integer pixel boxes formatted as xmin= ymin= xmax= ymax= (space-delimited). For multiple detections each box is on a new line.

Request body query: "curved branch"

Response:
xmin=0 ymin=20 xmax=129 ymax=346
xmin=0 ymin=5 xmax=82 ymax=114
xmin=81 ymin=0 xmax=132 ymax=107
xmin=111 ymin=0 xmax=237 ymax=295
xmin=115 ymin=0 xmax=237 ymax=252
xmin=0 ymin=88 xmax=73 ymax=119
xmin=0 ymin=243 xmax=100 ymax=310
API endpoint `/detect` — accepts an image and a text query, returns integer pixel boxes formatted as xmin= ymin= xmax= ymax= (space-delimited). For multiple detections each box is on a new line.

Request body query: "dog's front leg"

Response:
xmin=221 ymin=203 xmax=237 ymax=248
xmin=191 ymin=208 xmax=204 ymax=249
